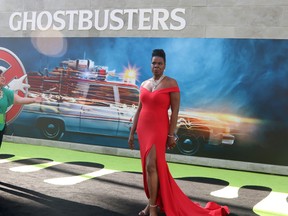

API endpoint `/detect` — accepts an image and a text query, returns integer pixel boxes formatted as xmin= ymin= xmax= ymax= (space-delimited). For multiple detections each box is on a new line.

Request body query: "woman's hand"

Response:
xmin=14 ymin=94 xmax=44 ymax=104
xmin=33 ymin=96 xmax=45 ymax=103
xmin=167 ymin=135 xmax=177 ymax=150
xmin=128 ymin=134 xmax=135 ymax=150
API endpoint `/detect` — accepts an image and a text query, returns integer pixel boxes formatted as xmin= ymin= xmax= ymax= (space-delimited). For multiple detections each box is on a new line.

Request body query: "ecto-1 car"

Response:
xmin=11 ymin=59 xmax=235 ymax=156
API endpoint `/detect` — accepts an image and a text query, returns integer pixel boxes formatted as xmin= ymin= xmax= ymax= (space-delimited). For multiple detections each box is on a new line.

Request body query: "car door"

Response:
xmin=79 ymin=83 xmax=119 ymax=136
xmin=116 ymin=86 xmax=139 ymax=137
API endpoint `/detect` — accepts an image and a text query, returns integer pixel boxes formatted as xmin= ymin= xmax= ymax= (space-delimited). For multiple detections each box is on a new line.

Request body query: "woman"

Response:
xmin=0 ymin=69 xmax=43 ymax=147
xmin=128 ymin=49 xmax=229 ymax=216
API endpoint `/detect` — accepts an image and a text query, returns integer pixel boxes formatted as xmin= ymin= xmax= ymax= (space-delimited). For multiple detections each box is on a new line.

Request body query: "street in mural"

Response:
xmin=0 ymin=37 xmax=287 ymax=165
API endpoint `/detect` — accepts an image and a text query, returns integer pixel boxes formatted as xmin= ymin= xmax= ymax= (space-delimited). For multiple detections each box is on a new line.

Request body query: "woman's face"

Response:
xmin=151 ymin=56 xmax=165 ymax=77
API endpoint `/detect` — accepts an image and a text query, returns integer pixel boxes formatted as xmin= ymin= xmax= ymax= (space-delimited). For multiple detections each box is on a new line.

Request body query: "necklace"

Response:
xmin=150 ymin=75 xmax=165 ymax=90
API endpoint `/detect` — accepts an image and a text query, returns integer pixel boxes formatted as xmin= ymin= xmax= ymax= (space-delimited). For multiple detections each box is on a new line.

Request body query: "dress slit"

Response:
xmin=142 ymin=143 xmax=157 ymax=199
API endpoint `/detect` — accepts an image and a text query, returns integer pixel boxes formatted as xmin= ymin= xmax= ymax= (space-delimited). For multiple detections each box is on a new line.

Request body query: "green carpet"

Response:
xmin=2 ymin=141 xmax=287 ymax=193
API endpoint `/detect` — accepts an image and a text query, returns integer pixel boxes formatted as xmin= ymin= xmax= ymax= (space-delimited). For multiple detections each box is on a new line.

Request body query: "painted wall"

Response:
xmin=0 ymin=0 xmax=287 ymax=170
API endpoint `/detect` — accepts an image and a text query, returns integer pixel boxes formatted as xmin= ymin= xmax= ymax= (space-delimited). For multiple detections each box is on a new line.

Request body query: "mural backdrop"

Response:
xmin=0 ymin=37 xmax=287 ymax=166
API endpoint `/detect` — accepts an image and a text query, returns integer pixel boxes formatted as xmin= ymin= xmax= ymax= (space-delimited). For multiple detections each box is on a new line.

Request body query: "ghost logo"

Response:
xmin=0 ymin=47 xmax=28 ymax=124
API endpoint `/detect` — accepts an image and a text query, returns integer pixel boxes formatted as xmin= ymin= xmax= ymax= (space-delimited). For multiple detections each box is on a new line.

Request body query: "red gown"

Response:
xmin=137 ymin=86 xmax=229 ymax=216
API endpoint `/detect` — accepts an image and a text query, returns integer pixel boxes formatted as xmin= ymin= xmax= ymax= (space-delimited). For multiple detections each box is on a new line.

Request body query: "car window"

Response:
xmin=118 ymin=87 xmax=139 ymax=106
xmin=85 ymin=84 xmax=115 ymax=107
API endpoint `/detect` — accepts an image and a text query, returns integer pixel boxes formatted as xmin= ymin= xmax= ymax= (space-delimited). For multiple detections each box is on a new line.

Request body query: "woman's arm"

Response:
xmin=130 ymin=101 xmax=142 ymax=135
xmin=128 ymin=100 xmax=142 ymax=150
xmin=13 ymin=94 xmax=43 ymax=104
xmin=169 ymin=91 xmax=180 ymax=136
xmin=167 ymin=78 xmax=180 ymax=149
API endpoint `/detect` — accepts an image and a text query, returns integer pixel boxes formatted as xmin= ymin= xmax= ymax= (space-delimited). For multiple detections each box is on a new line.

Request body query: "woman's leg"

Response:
xmin=146 ymin=145 xmax=158 ymax=216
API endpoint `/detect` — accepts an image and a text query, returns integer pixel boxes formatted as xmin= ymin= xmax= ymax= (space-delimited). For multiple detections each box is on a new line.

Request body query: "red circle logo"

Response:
xmin=0 ymin=47 xmax=27 ymax=124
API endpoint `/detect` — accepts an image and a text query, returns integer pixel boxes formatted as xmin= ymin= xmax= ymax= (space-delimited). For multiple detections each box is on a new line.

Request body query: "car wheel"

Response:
xmin=176 ymin=129 xmax=204 ymax=156
xmin=38 ymin=119 xmax=64 ymax=140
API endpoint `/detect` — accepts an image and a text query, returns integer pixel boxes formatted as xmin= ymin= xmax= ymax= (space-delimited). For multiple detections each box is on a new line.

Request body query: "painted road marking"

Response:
xmin=1 ymin=145 xmax=287 ymax=216
xmin=0 ymin=156 xmax=26 ymax=163
xmin=211 ymin=186 xmax=288 ymax=215
xmin=0 ymin=159 xmax=11 ymax=163
xmin=210 ymin=186 xmax=239 ymax=198
xmin=253 ymin=191 xmax=288 ymax=216
xmin=44 ymin=168 xmax=118 ymax=185
xmin=10 ymin=161 xmax=62 ymax=172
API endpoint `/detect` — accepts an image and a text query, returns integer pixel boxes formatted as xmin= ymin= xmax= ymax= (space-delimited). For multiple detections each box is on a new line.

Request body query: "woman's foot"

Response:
xmin=138 ymin=204 xmax=149 ymax=216
xmin=149 ymin=204 xmax=158 ymax=216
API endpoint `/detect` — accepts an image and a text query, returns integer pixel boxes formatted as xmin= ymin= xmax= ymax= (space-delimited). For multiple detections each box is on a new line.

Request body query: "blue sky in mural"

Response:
xmin=0 ymin=37 xmax=287 ymax=125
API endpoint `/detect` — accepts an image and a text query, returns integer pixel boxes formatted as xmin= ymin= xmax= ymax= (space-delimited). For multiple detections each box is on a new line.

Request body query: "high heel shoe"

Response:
xmin=138 ymin=210 xmax=149 ymax=216
xmin=138 ymin=204 xmax=149 ymax=216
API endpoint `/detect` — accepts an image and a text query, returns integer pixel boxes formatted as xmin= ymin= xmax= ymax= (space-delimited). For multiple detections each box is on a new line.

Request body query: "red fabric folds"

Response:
xmin=137 ymin=86 xmax=229 ymax=216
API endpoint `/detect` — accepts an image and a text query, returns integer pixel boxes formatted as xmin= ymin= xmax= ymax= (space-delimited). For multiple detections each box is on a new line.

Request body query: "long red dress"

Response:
xmin=136 ymin=86 xmax=229 ymax=216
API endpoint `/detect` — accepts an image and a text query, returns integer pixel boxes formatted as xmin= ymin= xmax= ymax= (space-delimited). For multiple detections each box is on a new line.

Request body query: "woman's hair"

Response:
xmin=152 ymin=49 xmax=166 ymax=63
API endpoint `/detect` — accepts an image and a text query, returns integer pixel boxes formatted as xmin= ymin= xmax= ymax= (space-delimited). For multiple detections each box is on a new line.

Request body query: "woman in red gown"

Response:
xmin=128 ymin=49 xmax=229 ymax=216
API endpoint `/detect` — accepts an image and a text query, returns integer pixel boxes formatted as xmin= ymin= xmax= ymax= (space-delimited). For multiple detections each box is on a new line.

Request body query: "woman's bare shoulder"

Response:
xmin=140 ymin=79 xmax=150 ymax=87
xmin=165 ymin=76 xmax=178 ymax=87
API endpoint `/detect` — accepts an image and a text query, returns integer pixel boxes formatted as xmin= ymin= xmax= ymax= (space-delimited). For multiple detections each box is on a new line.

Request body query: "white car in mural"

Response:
xmin=14 ymin=59 xmax=235 ymax=156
